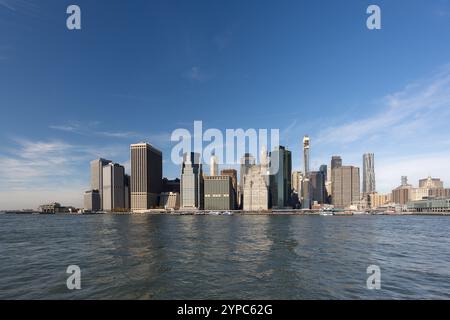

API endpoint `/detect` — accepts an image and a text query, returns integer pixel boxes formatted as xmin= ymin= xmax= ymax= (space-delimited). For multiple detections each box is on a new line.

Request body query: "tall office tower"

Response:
xmin=239 ymin=153 xmax=256 ymax=208
xmin=221 ymin=169 xmax=238 ymax=209
xmin=292 ymin=171 xmax=303 ymax=194
xmin=303 ymin=136 xmax=310 ymax=176
xmin=84 ymin=190 xmax=100 ymax=212
xmin=102 ymin=163 xmax=125 ymax=211
xmin=319 ymin=164 xmax=328 ymax=182
xmin=331 ymin=156 xmax=342 ymax=170
xmin=124 ymin=174 xmax=130 ymax=210
xmin=310 ymin=171 xmax=326 ymax=204
xmin=362 ymin=153 xmax=376 ymax=194
xmin=204 ymin=176 xmax=233 ymax=210
xmin=301 ymin=177 xmax=312 ymax=209
xmin=243 ymin=165 xmax=270 ymax=211
xmin=332 ymin=166 xmax=360 ymax=208
xmin=210 ymin=154 xmax=219 ymax=176
xmin=181 ymin=152 xmax=204 ymax=210
xmin=130 ymin=143 xmax=163 ymax=211
xmin=269 ymin=146 xmax=292 ymax=208
xmin=90 ymin=158 xmax=112 ymax=210
xmin=240 ymin=153 xmax=256 ymax=188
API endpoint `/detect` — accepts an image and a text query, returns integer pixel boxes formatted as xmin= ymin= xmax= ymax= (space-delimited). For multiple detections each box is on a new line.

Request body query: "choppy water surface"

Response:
xmin=0 ymin=214 xmax=449 ymax=299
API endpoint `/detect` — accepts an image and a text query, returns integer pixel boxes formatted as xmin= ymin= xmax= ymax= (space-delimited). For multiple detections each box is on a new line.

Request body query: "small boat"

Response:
xmin=320 ymin=212 xmax=334 ymax=216
xmin=221 ymin=211 xmax=233 ymax=216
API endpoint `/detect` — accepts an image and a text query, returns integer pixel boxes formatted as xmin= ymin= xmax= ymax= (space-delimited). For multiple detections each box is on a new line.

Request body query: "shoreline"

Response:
xmin=1 ymin=211 xmax=450 ymax=217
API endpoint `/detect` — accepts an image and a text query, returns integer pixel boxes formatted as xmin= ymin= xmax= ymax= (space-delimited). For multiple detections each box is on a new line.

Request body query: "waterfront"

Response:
xmin=0 ymin=214 xmax=449 ymax=299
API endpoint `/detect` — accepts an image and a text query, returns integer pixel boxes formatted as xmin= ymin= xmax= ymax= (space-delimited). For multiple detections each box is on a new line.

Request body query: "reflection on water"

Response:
xmin=0 ymin=214 xmax=449 ymax=299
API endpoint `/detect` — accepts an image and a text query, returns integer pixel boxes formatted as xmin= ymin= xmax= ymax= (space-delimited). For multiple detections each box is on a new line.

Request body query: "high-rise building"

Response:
xmin=319 ymin=164 xmax=328 ymax=182
xmin=269 ymin=146 xmax=292 ymax=208
xmin=243 ymin=165 xmax=270 ymax=211
xmin=362 ymin=153 xmax=376 ymax=194
xmin=181 ymin=152 xmax=204 ymax=210
xmin=332 ymin=166 xmax=360 ymax=208
xmin=124 ymin=174 xmax=130 ymax=210
xmin=240 ymin=153 xmax=256 ymax=188
xmin=130 ymin=143 xmax=163 ymax=211
xmin=310 ymin=171 xmax=326 ymax=204
xmin=204 ymin=176 xmax=233 ymax=210
xmin=301 ymin=177 xmax=312 ymax=209
xmin=90 ymin=158 xmax=112 ymax=210
xmin=210 ymin=154 xmax=219 ymax=176
xmin=102 ymin=163 xmax=125 ymax=211
xmin=331 ymin=156 xmax=342 ymax=170
xmin=239 ymin=153 xmax=256 ymax=208
xmin=84 ymin=190 xmax=100 ymax=212
xmin=292 ymin=171 xmax=303 ymax=194
xmin=221 ymin=169 xmax=238 ymax=209
xmin=303 ymin=136 xmax=310 ymax=176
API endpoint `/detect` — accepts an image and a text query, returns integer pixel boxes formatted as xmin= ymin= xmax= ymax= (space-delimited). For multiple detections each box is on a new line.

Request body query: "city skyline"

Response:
xmin=1 ymin=0 xmax=450 ymax=209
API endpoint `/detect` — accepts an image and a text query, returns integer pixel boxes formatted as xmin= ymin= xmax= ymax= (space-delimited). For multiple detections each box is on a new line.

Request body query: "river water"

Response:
xmin=0 ymin=214 xmax=449 ymax=299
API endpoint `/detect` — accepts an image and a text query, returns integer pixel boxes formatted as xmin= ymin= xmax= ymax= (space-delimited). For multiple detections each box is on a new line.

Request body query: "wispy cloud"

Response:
xmin=0 ymin=0 xmax=39 ymax=15
xmin=307 ymin=65 xmax=450 ymax=192
xmin=183 ymin=66 xmax=211 ymax=82
xmin=50 ymin=121 xmax=141 ymax=139
xmin=49 ymin=120 xmax=171 ymax=150
xmin=316 ymin=65 xmax=450 ymax=146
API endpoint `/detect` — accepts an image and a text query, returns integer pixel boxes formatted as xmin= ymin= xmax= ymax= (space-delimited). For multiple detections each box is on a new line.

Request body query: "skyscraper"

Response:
xmin=210 ymin=154 xmax=219 ymax=176
xmin=243 ymin=162 xmax=270 ymax=211
xmin=331 ymin=156 xmax=342 ymax=170
xmin=269 ymin=146 xmax=292 ymax=208
xmin=239 ymin=153 xmax=256 ymax=208
xmin=130 ymin=143 xmax=163 ymax=211
xmin=303 ymin=136 xmax=310 ymax=176
xmin=240 ymin=153 xmax=256 ymax=188
xmin=102 ymin=163 xmax=125 ymax=211
xmin=319 ymin=164 xmax=328 ymax=182
xmin=332 ymin=166 xmax=360 ymax=208
xmin=90 ymin=158 xmax=112 ymax=210
xmin=181 ymin=152 xmax=204 ymax=210
xmin=362 ymin=153 xmax=376 ymax=194
xmin=221 ymin=169 xmax=238 ymax=209
xmin=310 ymin=171 xmax=326 ymax=204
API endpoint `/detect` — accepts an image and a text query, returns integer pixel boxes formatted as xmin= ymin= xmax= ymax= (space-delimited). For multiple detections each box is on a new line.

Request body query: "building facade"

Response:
xmin=102 ymin=163 xmax=125 ymax=211
xmin=303 ymin=136 xmax=310 ymax=175
xmin=159 ymin=192 xmax=180 ymax=210
xmin=130 ymin=143 xmax=163 ymax=211
xmin=419 ymin=177 xmax=444 ymax=189
xmin=310 ymin=171 xmax=326 ymax=204
xmin=90 ymin=158 xmax=112 ymax=210
xmin=221 ymin=169 xmax=238 ymax=209
xmin=269 ymin=146 xmax=292 ymax=208
xmin=243 ymin=165 xmax=269 ymax=211
xmin=181 ymin=152 xmax=204 ymax=210
xmin=84 ymin=190 xmax=100 ymax=212
xmin=204 ymin=176 xmax=233 ymax=210
xmin=407 ymin=198 xmax=450 ymax=213
xmin=332 ymin=166 xmax=360 ymax=208
xmin=362 ymin=153 xmax=376 ymax=194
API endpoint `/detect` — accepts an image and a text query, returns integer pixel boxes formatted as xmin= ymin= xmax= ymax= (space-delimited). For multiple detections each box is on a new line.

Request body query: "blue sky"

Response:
xmin=1 ymin=0 xmax=450 ymax=209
